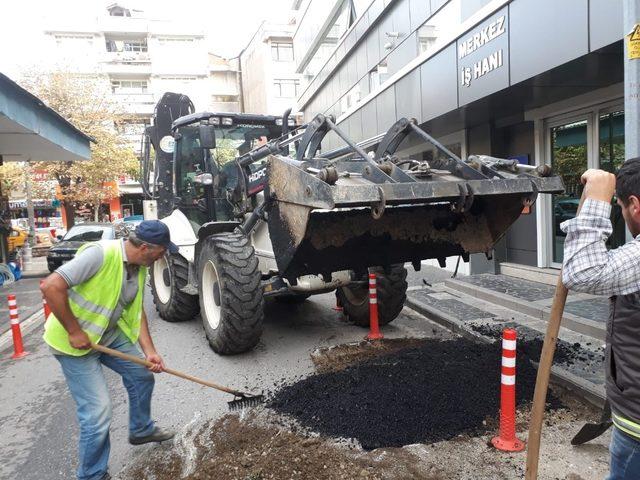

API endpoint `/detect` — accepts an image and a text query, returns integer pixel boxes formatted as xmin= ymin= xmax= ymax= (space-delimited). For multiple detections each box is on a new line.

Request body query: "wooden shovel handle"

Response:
xmin=91 ymin=343 xmax=243 ymax=397
xmin=525 ymin=196 xmax=586 ymax=479
xmin=525 ymin=276 xmax=568 ymax=479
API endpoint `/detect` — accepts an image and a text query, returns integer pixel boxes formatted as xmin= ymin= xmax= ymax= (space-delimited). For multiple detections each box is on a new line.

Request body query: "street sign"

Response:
xmin=628 ymin=24 xmax=640 ymax=60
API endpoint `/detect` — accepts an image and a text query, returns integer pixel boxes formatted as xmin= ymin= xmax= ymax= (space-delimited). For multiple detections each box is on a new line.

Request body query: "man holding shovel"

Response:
xmin=41 ymin=220 xmax=177 ymax=480
xmin=561 ymin=159 xmax=640 ymax=479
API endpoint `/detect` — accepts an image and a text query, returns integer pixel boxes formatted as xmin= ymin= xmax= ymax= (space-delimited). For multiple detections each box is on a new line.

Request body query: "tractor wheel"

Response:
xmin=336 ymin=265 xmax=408 ymax=327
xmin=150 ymin=254 xmax=199 ymax=322
xmin=198 ymin=232 xmax=264 ymax=355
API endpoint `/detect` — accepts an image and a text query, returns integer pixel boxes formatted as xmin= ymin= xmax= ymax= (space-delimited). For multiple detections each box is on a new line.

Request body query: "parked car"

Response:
xmin=122 ymin=214 xmax=144 ymax=230
xmin=46 ymin=223 xmax=124 ymax=272
xmin=554 ymin=198 xmax=580 ymax=235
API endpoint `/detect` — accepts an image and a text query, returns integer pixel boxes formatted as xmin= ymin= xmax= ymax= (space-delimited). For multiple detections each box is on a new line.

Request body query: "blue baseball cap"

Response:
xmin=135 ymin=220 xmax=178 ymax=254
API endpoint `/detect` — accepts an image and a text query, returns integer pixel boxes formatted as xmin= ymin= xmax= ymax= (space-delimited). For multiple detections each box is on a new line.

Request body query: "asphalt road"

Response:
xmin=0 ymin=285 xmax=445 ymax=479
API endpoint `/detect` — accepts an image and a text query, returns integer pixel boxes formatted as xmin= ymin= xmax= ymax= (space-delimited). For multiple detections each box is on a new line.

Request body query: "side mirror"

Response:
xmin=199 ymin=123 xmax=216 ymax=149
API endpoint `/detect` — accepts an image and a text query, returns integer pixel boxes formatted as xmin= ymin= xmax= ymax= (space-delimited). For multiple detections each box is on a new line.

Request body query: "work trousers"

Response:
xmin=608 ymin=426 xmax=640 ymax=480
xmin=55 ymin=332 xmax=156 ymax=480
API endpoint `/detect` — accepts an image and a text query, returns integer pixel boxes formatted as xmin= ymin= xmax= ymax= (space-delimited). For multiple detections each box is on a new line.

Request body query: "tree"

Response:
xmin=19 ymin=71 xmax=139 ymax=225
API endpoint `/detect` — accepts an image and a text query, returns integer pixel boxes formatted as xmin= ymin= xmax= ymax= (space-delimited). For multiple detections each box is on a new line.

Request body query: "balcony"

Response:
xmin=102 ymin=57 xmax=152 ymax=75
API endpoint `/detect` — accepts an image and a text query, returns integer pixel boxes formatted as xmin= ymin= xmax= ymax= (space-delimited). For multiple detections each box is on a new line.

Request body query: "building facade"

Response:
xmin=240 ymin=21 xmax=302 ymax=116
xmin=41 ymin=3 xmax=241 ymax=218
xmin=294 ymin=0 xmax=626 ymax=275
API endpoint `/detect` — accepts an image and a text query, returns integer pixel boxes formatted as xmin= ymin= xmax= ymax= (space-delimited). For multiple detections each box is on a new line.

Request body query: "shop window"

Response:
xmin=599 ymin=110 xmax=626 ymax=249
xmin=550 ymin=120 xmax=588 ymax=264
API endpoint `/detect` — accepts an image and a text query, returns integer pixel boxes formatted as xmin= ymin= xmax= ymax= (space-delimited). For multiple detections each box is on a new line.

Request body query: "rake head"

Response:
xmin=227 ymin=393 xmax=265 ymax=411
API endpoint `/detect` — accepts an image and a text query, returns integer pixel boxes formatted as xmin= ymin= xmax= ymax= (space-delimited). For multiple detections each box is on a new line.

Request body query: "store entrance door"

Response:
xmin=549 ymin=118 xmax=589 ymax=265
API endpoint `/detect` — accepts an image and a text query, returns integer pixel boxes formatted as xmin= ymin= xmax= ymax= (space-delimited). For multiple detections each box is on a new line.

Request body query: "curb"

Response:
xmin=405 ymin=294 xmax=606 ymax=409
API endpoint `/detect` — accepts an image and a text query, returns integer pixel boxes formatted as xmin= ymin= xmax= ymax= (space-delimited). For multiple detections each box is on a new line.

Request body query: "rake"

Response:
xmin=91 ymin=343 xmax=264 ymax=410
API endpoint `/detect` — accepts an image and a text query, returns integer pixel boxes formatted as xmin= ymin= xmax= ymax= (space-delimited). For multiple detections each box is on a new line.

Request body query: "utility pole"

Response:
xmin=624 ymin=0 xmax=640 ymax=160
xmin=25 ymin=162 xmax=36 ymax=247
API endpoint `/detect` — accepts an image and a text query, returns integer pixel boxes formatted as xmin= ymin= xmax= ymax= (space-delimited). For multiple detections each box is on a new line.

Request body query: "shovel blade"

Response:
xmin=571 ymin=421 xmax=613 ymax=445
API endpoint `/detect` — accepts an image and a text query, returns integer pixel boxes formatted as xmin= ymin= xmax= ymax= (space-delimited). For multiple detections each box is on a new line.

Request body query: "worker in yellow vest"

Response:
xmin=41 ymin=220 xmax=177 ymax=480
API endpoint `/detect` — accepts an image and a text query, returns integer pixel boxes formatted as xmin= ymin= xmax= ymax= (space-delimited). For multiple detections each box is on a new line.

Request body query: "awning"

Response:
xmin=0 ymin=73 xmax=92 ymax=162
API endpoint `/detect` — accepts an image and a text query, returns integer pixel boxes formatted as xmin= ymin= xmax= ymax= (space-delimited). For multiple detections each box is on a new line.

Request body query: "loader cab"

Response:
xmin=172 ymin=113 xmax=288 ymax=230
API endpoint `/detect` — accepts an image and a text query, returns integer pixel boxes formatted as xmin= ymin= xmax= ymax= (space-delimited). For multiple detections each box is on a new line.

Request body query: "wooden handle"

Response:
xmin=525 ymin=276 xmax=568 ymax=479
xmin=91 ymin=343 xmax=243 ymax=396
xmin=525 ymin=196 xmax=585 ymax=479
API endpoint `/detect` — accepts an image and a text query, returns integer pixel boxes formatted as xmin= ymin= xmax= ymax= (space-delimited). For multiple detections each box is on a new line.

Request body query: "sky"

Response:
xmin=0 ymin=0 xmax=295 ymax=79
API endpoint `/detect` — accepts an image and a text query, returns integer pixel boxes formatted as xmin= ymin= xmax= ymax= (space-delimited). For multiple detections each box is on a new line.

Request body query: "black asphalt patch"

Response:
xmin=268 ymin=338 xmax=562 ymax=450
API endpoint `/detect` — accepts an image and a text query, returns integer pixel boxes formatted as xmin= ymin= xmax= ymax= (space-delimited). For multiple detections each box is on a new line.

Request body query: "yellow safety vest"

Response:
xmin=43 ymin=240 xmax=147 ymax=356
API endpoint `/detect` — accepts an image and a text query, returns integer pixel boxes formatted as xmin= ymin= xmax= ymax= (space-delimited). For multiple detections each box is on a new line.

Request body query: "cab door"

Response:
xmin=174 ymin=127 xmax=213 ymax=229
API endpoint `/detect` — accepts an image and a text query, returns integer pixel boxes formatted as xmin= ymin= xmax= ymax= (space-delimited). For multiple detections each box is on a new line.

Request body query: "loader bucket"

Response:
xmin=265 ymin=153 xmax=563 ymax=282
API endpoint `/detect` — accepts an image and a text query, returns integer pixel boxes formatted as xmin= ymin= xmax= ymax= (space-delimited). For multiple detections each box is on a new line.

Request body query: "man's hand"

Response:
xmin=68 ymin=330 xmax=91 ymax=350
xmin=145 ymin=351 xmax=165 ymax=373
xmin=581 ymin=169 xmax=616 ymax=203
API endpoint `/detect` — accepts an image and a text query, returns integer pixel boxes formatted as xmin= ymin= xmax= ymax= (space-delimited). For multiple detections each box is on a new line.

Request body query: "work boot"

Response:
xmin=129 ymin=427 xmax=175 ymax=445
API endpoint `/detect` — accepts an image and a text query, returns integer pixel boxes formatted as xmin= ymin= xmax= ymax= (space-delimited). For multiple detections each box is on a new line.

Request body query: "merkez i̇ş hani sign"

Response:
xmin=459 ymin=15 xmax=506 ymax=87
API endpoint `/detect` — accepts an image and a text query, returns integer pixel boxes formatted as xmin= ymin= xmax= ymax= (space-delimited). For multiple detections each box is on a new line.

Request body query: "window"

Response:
xmin=339 ymin=84 xmax=361 ymax=115
xmin=55 ymin=34 xmax=94 ymax=46
xmin=273 ymin=79 xmax=300 ymax=98
xmin=271 ymin=42 xmax=294 ymax=62
xmin=369 ymin=61 xmax=387 ymax=92
xmin=111 ymin=80 xmax=148 ymax=94
xmin=124 ymin=40 xmax=147 ymax=52
xmin=108 ymin=6 xmax=131 ymax=17
xmin=106 ymin=39 xmax=148 ymax=53
xmin=417 ymin=0 xmax=462 ymax=55
xmin=116 ymin=119 xmax=149 ymax=136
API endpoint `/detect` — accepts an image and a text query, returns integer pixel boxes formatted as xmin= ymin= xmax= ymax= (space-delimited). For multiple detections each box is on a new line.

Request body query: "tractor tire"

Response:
xmin=336 ymin=265 xmax=408 ymax=327
xmin=198 ymin=232 xmax=264 ymax=355
xmin=150 ymin=254 xmax=199 ymax=322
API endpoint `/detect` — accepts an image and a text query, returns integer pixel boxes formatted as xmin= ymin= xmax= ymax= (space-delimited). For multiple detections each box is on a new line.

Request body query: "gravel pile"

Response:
xmin=268 ymin=338 xmax=562 ymax=449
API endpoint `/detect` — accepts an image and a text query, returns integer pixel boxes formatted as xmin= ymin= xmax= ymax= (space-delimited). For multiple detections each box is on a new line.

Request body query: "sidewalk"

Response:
xmin=0 ymin=275 xmax=48 ymax=335
xmin=406 ymin=265 xmax=608 ymax=407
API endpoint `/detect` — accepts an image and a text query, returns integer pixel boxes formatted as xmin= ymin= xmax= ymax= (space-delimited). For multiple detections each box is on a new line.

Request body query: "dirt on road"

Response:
xmin=119 ymin=337 xmax=611 ymax=480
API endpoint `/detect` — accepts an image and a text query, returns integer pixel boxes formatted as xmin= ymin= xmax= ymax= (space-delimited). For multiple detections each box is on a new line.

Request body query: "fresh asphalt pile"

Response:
xmin=268 ymin=338 xmax=563 ymax=450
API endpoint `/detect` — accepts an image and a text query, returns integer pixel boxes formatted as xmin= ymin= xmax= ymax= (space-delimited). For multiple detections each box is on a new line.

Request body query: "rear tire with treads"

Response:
xmin=336 ymin=265 xmax=408 ymax=327
xmin=198 ymin=232 xmax=264 ymax=355
xmin=150 ymin=254 xmax=199 ymax=322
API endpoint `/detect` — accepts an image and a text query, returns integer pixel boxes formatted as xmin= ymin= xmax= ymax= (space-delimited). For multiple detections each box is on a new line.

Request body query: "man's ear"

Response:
xmin=630 ymin=195 xmax=640 ymax=215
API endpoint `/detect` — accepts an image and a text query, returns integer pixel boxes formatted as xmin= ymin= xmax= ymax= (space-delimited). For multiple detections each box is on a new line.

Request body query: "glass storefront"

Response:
xmin=599 ymin=111 xmax=626 ymax=249
xmin=547 ymin=108 xmax=625 ymax=265
xmin=550 ymin=120 xmax=588 ymax=264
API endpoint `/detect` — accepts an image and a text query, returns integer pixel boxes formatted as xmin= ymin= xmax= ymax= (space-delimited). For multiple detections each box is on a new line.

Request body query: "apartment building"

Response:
xmin=41 ymin=3 xmax=241 ymax=217
xmin=240 ymin=21 xmax=302 ymax=116
xmin=293 ymin=0 xmax=626 ymax=275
